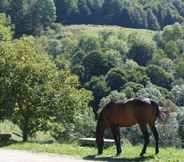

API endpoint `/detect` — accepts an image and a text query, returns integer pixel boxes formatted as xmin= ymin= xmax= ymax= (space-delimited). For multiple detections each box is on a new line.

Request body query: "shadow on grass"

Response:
xmin=83 ymin=155 xmax=155 ymax=162
xmin=0 ymin=139 xmax=19 ymax=147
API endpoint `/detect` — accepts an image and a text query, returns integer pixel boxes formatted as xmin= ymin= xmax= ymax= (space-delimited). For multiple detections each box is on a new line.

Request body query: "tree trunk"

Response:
xmin=22 ymin=128 xmax=28 ymax=142
xmin=22 ymin=113 xmax=29 ymax=142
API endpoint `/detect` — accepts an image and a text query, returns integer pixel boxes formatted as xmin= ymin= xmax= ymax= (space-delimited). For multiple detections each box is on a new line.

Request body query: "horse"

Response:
xmin=96 ymin=97 xmax=162 ymax=157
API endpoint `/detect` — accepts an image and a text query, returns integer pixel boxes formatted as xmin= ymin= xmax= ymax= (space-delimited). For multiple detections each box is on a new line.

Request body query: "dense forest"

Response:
xmin=0 ymin=0 xmax=184 ymax=147
xmin=2 ymin=0 xmax=184 ymax=36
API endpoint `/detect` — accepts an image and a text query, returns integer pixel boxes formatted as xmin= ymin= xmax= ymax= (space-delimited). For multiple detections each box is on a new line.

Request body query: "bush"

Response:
xmin=128 ymin=40 xmax=155 ymax=66
xmin=106 ymin=68 xmax=127 ymax=91
xmin=146 ymin=65 xmax=173 ymax=89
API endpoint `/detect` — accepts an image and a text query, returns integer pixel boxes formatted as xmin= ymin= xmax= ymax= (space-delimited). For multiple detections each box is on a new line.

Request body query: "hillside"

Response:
xmin=54 ymin=0 xmax=184 ymax=30
xmin=61 ymin=25 xmax=156 ymax=42
xmin=1 ymin=0 xmax=184 ymax=36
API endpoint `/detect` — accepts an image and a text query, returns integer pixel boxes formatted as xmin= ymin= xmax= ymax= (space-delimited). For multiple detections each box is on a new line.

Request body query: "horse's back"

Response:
xmin=101 ymin=98 xmax=158 ymax=127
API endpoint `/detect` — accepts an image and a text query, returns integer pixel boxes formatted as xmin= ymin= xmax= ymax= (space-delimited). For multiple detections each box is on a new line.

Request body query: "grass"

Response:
xmin=1 ymin=121 xmax=183 ymax=162
xmin=4 ymin=142 xmax=184 ymax=162
xmin=61 ymin=25 xmax=157 ymax=42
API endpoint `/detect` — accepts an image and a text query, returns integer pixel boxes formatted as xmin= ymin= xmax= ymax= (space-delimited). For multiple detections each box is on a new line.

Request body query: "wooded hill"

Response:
xmin=1 ymin=0 xmax=184 ymax=36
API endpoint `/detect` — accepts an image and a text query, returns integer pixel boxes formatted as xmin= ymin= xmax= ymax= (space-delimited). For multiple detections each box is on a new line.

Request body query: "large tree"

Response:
xmin=0 ymin=37 xmax=92 ymax=141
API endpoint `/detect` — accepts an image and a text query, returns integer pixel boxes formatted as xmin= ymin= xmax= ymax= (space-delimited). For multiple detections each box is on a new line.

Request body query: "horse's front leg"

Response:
xmin=111 ymin=125 xmax=122 ymax=156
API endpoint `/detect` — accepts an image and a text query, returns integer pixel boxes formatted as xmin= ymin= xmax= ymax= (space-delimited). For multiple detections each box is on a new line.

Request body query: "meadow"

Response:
xmin=1 ymin=120 xmax=184 ymax=162
xmin=5 ymin=142 xmax=184 ymax=162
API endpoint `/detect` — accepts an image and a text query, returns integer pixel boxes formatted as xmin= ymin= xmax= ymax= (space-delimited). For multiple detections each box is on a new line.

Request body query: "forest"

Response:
xmin=2 ymin=0 xmax=184 ymax=36
xmin=0 ymin=0 xmax=184 ymax=150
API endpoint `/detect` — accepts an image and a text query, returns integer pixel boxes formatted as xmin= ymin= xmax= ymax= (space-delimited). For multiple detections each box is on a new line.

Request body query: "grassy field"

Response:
xmin=1 ymin=120 xmax=184 ymax=162
xmin=4 ymin=142 xmax=184 ymax=162
xmin=62 ymin=25 xmax=156 ymax=40
xmin=52 ymin=24 xmax=157 ymax=46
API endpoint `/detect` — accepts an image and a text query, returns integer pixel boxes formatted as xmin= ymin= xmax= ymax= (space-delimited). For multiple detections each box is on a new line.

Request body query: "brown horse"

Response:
xmin=96 ymin=97 xmax=161 ymax=157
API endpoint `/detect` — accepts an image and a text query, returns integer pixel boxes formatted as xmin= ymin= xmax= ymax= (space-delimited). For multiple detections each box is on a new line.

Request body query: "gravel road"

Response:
xmin=0 ymin=149 xmax=98 ymax=162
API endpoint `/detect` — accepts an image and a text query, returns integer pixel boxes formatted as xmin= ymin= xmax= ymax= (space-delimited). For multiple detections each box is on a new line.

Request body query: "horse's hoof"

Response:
xmin=155 ymin=150 xmax=159 ymax=154
xmin=140 ymin=152 xmax=145 ymax=157
xmin=97 ymin=151 xmax=103 ymax=155
xmin=116 ymin=152 xmax=121 ymax=157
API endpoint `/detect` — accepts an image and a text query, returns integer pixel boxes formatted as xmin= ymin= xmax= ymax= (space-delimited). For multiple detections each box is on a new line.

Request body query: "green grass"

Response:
xmin=62 ymin=25 xmax=157 ymax=42
xmin=4 ymin=142 xmax=184 ymax=162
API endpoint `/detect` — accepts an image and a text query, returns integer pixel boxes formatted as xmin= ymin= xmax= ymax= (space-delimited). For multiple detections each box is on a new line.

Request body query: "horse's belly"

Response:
xmin=117 ymin=116 xmax=137 ymax=127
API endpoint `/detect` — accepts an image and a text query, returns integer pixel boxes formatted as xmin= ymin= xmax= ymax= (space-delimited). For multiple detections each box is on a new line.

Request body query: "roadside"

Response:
xmin=0 ymin=149 xmax=99 ymax=162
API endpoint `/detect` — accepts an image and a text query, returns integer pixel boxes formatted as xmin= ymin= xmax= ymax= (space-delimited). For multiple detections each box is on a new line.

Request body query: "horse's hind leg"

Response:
xmin=139 ymin=124 xmax=150 ymax=156
xmin=149 ymin=123 xmax=159 ymax=154
xmin=111 ymin=125 xmax=122 ymax=156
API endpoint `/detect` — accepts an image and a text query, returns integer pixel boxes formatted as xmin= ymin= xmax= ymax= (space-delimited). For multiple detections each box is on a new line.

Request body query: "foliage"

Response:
xmin=8 ymin=0 xmax=56 ymax=36
xmin=175 ymin=61 xmax=184 ymax=79
xmin=106 ymin=68 xmax=127 ymax=91
xmin=146 ymin=65 xmax=173 ymax=89
xmin=171 ymin=85 xmax=184 ymax=106
xmin=0 ymin=13 xmax=13 ymax=41
xmin=2 ymin=0 xmax=184 ymax=147
xmin=53 ymin=0 xmax=184 ymax=30
xmin=136 ymin=83 xmax=165 ymax=104
xmin=85 ymin=76 xmax=110 ymax=109
xmin=99 ymin=91 xmax=127 ymax=112
xmin=2 ymin=0 xmax=184 ymax=36
xmin=83 ymin=50 xmax=119 ymax=81
xmin=0 ymin=37 xmax=93 ymax=141
xmin=127 ymin=39 xmax=155 ymax=66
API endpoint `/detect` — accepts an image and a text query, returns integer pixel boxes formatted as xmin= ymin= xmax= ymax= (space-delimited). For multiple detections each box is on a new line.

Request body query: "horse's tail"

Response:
xmin=150 ymin=100 xmax=160 ymax=119
xmin=151 ymin=100 xmax=169 ymax=120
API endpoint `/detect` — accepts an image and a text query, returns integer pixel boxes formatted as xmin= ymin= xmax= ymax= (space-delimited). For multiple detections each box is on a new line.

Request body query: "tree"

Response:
xmin=52 ymin=0 xmax=184 ymax=29
xmin=85 ymin=76 xmax=110 ymax=111
xmin=136 ymin=83 xmax=165 ymax=104
xmin=83 ymin=50 xmax=118 ymax=80
xmin=171 ymin=85 xmax=184 ymax=106
xmin=8 ymin=0 xmax=29 ymax=36
xmin=175 ymin=61 xmax=184 ymax=79
xmin=77 ymin=0 xmax=92 ymax=23
xmin=106 ymin=68 xmax=127 ymax=91
xmin=147 ymin=9 xmax=160 ymax=30
xmin=122 ymin=60 xmax=149 ymax=85
xmin=146 ymin=65 xmax=173 ymax=89
xmin=122 ymin=82 xmax=144 ymax=98
xmin=30 ymin=0 xmax=56 ymax=34
xmin=9 ymin=0 xmax=56 ymax=36
xmin=128 ymin=39 xmax=155 ymax=66
xmin=0 ymin=37 xmax=92 ymax=141
xmin=87 ymin=0 xmax=103 ymax=24
xmin=79 ymin=36 xmax=101 ymax=53
xmin=0 ymin=13 xmax=13 ymax=41
xmin=0 ymin=0 xmax=10 ymax=12
xmin=164 ymin=40 xmax=180 ymax=59
xmin=99 ymin=90 xmax=127 ymax=112
xmin=0 ymin=38 xmax=57 ymax=141
xmin=54 ymin=0 xmax=78 ymax=23
xmin=128 ymin=5 xmax=147 ymax=28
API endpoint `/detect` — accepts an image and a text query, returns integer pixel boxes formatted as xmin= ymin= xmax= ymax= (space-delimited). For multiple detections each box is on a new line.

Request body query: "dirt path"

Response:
xmin=0 ymin=149 xmax=98 ymax=162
